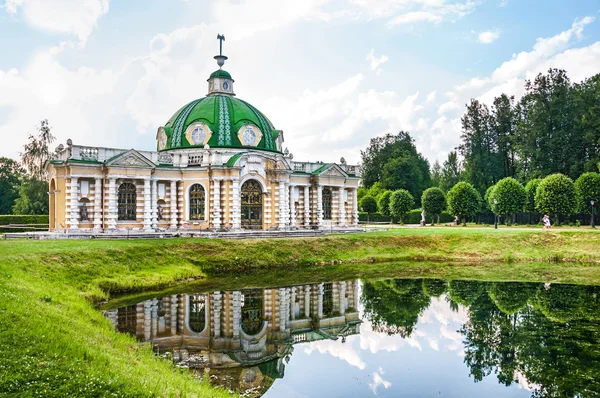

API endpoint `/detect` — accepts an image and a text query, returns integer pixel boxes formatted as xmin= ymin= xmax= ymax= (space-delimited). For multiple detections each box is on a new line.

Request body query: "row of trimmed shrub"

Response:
xmin=359 ymin=210 xmax=455 ymax=224
xmin=0 ymin=215 xmax=49 ymax=232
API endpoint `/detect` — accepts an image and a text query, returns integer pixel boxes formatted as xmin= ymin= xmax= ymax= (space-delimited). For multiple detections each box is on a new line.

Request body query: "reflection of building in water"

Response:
xmin=104 ymin=281 xmax=360 ymax=395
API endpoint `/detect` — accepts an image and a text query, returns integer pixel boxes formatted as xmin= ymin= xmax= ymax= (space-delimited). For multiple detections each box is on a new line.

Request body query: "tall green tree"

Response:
xmin=459 ymin=99 xmax=501 ymax=194
xmin=490 ymin=94 xmax=517 ymax=179
xmin=360 ymin=131 xmax=431 ymax=200
xmin=535 ymin=173 xmax=578 ymax=225
xmin=430 ymin=160 xmax=442 ymax=188
xmin=447 ymin=182 xmax=482 ymax=225
xmin=516 ymin=69 xmax=581 ymax=178
xmin=377 ymin=190 xmax=393 ymax=218
xmin=439 ymin=151 xmax=462 ymax=192
xmin=12 ymin=179 xmax=49 ymax=215
xmin=572 ymin=73 xmax=600 ymax=172
xmin=0 ymin=158 xmax=24 ymax=214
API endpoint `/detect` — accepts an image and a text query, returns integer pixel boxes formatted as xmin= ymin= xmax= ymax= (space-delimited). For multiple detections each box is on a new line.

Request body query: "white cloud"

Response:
xmin=426 ymin=90 xmax=437 ymax=103
xmin=303 ymin=339 xmax=366 ymax=370
xmin=366 ymin=49 xmax=389 ymax=75
xmin=369 ymin=368 xmax=392 ymax=395
xmin=3 ymin=0 xmax=110 ymax=46
xmin=477 ymin=29 xmax=501 ymax=44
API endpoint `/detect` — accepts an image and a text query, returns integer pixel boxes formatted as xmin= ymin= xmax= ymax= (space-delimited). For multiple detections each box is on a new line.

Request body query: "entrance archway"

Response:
xmin=240 ymin=180 xmax=263 ymax=229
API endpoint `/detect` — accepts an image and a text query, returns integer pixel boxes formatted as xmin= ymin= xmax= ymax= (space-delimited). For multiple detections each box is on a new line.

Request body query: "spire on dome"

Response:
xmin=214 ymin=34 xmax=227 ymax=69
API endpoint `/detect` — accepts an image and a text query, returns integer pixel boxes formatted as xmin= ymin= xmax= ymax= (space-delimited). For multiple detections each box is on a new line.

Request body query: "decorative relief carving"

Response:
xmin=157 ymin=152 xmax=173 ymax=164
xmin=324 ymin=167 xmax=344 ymax=177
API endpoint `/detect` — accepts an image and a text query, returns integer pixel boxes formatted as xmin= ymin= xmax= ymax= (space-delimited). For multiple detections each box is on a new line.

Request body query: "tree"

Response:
xmin=360 ymin=131 xmax=431 ymax=200
xmin=360 ymin=195 xmax=378 ymax=216
xmin=572 ymin=73 xmax=600 ymax=173
xmin=421 ymin=187 xmax=446 ymax=225
xmin=524 ymin=178 xmax=542 ymax=224
xmin=488 ymin=177 xmax=526 ymax=225
xmin=0 ymin=157 xmax=24 ymax=214
xmin=447 ymin=182 xmax=481 ymax=225
xmin=535 ymin=173 xmax=577 ymax=225
xmin=490 ymin=94 xmax=517 ymax=179
xmin=439 ymin=151 xmax=462 ymax=192
xmin=389 ymin=189 xmax=413 ymax=224
xmin=459 ymin=99 xmax=501 ymax=194
xmin=367 ymin=182 xmax=385 ymax=200
xmin=377 ymin=190 xmax=392 ymax=218
xmin=431 ymin=160 xmax=442 ymax=188
xmin=483 ymin=185 xmax=495 ymax=214
xmin=12 ymin=178 xmax=49 ymax=215
xmin=21 ymin=119 xmax=55 ymax=180
xmin=574 ymin=172 xmax=600 ymax=221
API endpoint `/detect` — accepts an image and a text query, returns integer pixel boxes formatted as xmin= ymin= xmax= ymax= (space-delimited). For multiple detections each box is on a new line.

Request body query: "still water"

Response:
xmin=103 ymin=279 xmax=600 ymax=397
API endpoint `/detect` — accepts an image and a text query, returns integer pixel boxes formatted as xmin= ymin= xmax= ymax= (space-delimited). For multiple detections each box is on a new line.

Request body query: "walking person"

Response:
xmin=542 ymin=215 xmax=551 ymax=230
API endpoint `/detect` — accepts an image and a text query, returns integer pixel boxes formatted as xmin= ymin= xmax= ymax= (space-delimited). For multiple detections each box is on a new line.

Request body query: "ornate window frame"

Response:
xmin=322 ymin=187 xmax=333 ymax=220
xmin=118 ymin=182 xmax=137 ymax=221
xmin=185 ymin=182 xmax=209 ymax=222
xmin=186 ymin=294 xmax=207 ymax=334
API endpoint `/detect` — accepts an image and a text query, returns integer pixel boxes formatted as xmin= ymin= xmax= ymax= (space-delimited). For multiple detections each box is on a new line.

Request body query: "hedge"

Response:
xmin=0 ymin=215 xmax=49 ymax=232
xmin=359 ymin=210 xmax=454 ymax=224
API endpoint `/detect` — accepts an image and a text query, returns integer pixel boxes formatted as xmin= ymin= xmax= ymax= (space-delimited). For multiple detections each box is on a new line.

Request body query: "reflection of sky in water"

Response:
xmin=265 ymin=293 xmax=530 ymax=398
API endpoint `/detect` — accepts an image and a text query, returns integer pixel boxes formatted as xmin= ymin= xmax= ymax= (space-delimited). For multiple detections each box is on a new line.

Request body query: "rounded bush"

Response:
xmin=447 ymin=182 xmax=481 ymax=224
xmin=377 ymin=190 xmax=393 ymax=217
xmin=524 ymin=178 xmax=542 ymax=213
xmin=574 ymin=172 xmax=600 ymax=214
xmin=421 ymin=187 xmax=447 ymax=223
xmin=489 ymin=177 xmax=526 ymax=218
xmin=535 ymin=174 xmax=577 ymax=222
xmin=389 ymin=189 xmax=414 ymax=224
xmin=360 ymin=195 xmax=378 ymax=214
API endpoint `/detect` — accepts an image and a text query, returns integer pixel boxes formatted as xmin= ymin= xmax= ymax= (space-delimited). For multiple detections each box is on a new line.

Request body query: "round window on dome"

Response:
xmin=185 ymin=123 xmax=212 ymax=147
xmin=237 ymin=124 xmax=263 ymax=147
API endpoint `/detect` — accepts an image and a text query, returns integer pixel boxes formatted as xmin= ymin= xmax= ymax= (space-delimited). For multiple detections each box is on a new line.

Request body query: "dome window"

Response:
xmin=185 ymin=123 xmax=212 ymax=147
xmin=237 ymin=124 xmax=263 ymax=147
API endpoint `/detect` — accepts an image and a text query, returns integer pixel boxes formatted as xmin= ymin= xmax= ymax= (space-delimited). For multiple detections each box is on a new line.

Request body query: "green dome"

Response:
xmin=209 ymin=69 xmax=232 ymax=80
xmin=158 ymin=95 xmax=281 ymax=153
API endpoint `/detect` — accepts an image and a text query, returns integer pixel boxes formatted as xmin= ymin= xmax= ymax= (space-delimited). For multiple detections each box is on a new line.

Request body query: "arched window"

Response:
xmin=322 ymin=188 xmax=332 ymax=220
xmin=188 ymin=294 xmax=206 ymax=333
xmin=322 ymin=283 xmax=334 ymax=316
xmin=189 ymin=184 xmax=205 ymax=221
xmin=241 ymin=289 xmax=263 ymax=335
xmin=118 ymin=182 xmax=137 ymax=221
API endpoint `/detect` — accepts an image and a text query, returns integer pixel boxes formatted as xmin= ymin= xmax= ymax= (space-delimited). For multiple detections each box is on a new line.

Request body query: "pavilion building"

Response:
xmin=46 ymin=37 xmax=360 ymax=232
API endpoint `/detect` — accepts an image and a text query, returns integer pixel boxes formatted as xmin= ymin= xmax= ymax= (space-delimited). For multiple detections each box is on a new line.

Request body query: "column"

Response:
xmin=93 ymin=178 xmax=102 ymax=230
xmin=143 ymin=301 xmax=151 ymax=341
xmin=143 ymin=178 xmax=151 ymax=231
xmin=338 ymin=188 xmax=346 ymax=227
xmin=108 ymin=177 xmax=117 ymax=229
xmin=279 ymin=288 xmax=288 ymax=331
xmin=232 ymin=178 xmax=241 ymax=230
xmin=304 ymin=186 xmax=310 ymax=228
xmin=69 ymin=177 xmax=79 ymax=230
xmin=232 ymin=291 xmax=241 ymax=338
xmin=170 ymin=295 xmax=178 ymax=335
xmin=316 ymin=185 xmax=323 ymax=229
xmin=212 ymin=292 xmax=222 ymax=338
xmin=212 ymin=178 xmax=221 ymax=229
xmin=304 ymin=286 xmax=311 ymax=318
xmin=317 ymin=283 xmax=324 ymax=318
xmin=289 ymin=185 xmax=296 ymax=228
xmin=278 ymin=181 xmax=287 ymax=229
xmin=290 ymin=287 xmax=296 ymax=320
xmin=339 ymin=282 xmax=346 ymax=315
xmin=352 ymin=188 xmax=359 ymax=226
xmin=151 ymin=179 xmax=158 ymax=229
xmin=170 ymin=180 xmax=178 ymax=229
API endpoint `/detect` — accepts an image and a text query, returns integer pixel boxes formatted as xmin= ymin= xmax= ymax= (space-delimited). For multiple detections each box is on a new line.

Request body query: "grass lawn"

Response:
xmin=1 ymin=227 xmax=600 ymax=397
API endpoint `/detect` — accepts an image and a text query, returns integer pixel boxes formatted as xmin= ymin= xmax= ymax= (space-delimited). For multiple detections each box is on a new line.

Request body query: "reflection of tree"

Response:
xmin=361 ymin=279 xmax=430 ymax=338
xmin=448 ymin=280 xmax=486 ymax=306
xmin=487 ymin=282 xmax=535 ymax=314
xmin=461 ymin=283 xmax=600 ymax=397
xmin=422 ymin=279 xmax=448 ymax=297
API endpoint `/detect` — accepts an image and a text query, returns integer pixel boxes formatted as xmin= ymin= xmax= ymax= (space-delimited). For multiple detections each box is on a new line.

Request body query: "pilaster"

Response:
xmin=170 ymin=180 xmax=178 ymax=229
xmin=352 ymin=188 xmax=359 ymax=226
xmin=317 ymin=185 xmax=323 ymax=229
xmin=304 ymin=186 xmax=310 ymax=228
xmin=289 ymin=185 xmax=296 ymax=227
xmin=151 ymin=179 xmax=158 ymax=229
xmin=93 ymin=178 xmax=102 ymax=230
xmin=212 ymin=178 xmax=222 ymax=229
xmin=338 ymin=188 xmax=346 ymax=226
xmin=143 ymin=178 xmax=152 ymax=231
xmin=107 ymin=177 xmax=117 ymax=229
xmin=69 ymin=177 xmax=79 ymax=230
xmin=231 ymin=178 xmax=241 ymax=230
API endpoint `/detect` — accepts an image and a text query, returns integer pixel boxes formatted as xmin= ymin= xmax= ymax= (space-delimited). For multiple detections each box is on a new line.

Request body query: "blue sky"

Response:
xmin=1 ymin=0 xmax=599 ymax=165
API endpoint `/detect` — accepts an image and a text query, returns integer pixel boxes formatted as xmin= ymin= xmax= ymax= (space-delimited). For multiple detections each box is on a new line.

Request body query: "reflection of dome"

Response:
xmin=157 ymin=67 xmax=282 ymax=153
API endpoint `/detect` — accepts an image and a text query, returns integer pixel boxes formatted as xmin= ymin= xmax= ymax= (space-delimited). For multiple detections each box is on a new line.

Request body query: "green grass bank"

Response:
xmin=2 ymin=228 xmax=600 ymax=397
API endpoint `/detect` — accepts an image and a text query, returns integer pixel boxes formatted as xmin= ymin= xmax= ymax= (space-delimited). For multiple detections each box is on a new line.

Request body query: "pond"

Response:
xmin=102 ymin=278 xmax=600 ymax=397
